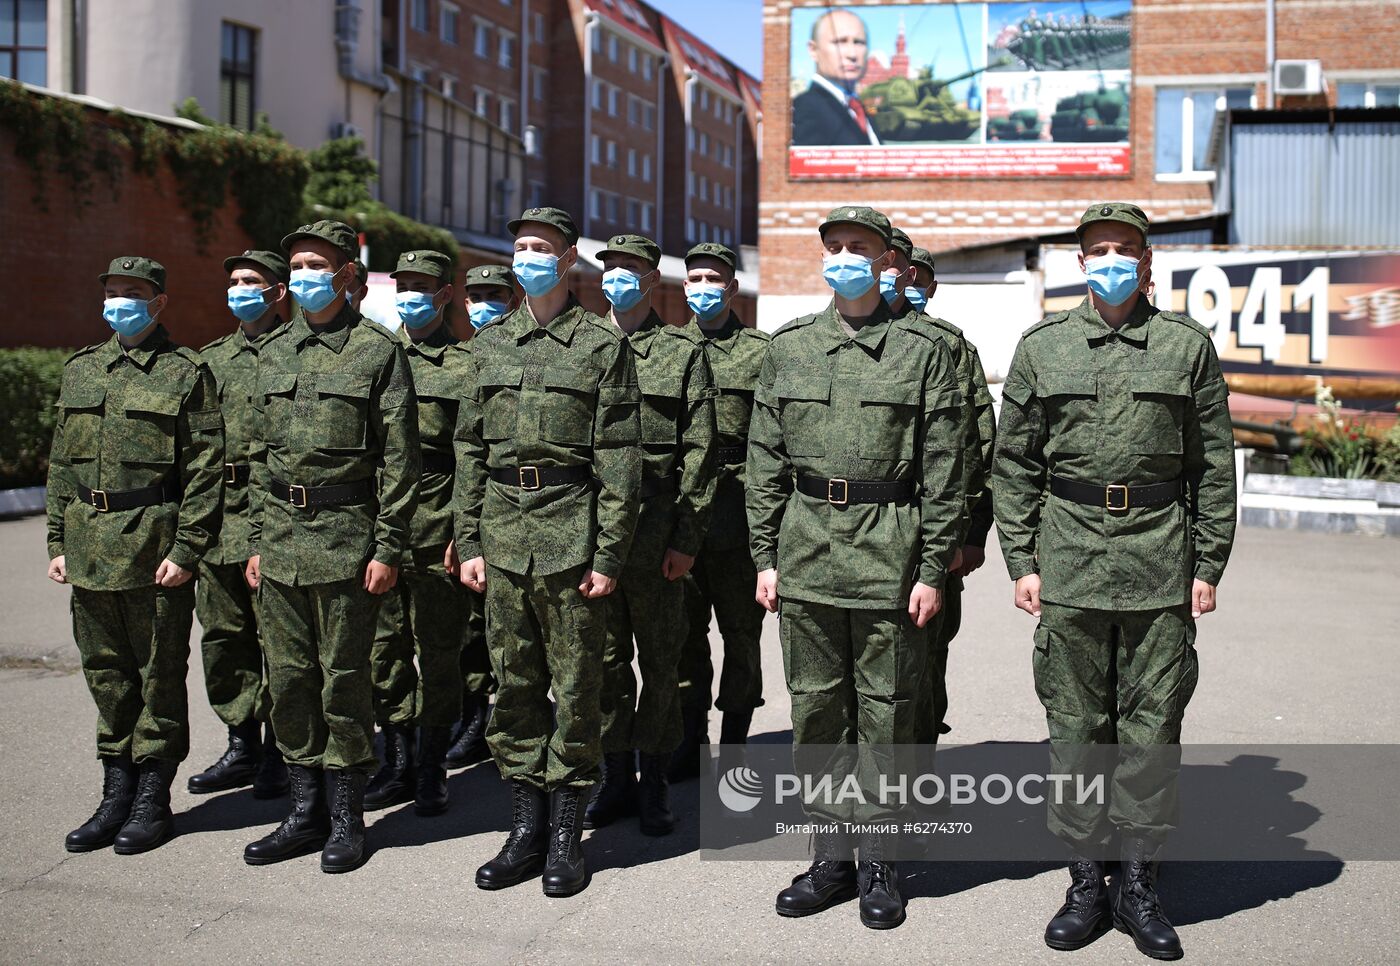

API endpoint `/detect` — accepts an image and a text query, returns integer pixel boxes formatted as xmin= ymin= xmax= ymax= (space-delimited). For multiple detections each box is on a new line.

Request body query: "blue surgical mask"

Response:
xmin=602 ymin=268 xmax=648 ymax=311
xmin=878 ymin=271 xmax=901 ymax=306
xmin=289 ymin=268 xmax=343 ymax=312
xmin=686 ymin=283 xmax=727 ymax=322
xmin=512 ymin=251 xmax=562 ymax=297
xmin=904 ymin=287 xmax=928 ymax=312
xmin=1084 ymin=253 xmax=1141 ymax=306
xmin=468 ymin=300 xmax=509 ymax=329
xmin=822 ymin=252 xmax=877 ymax=300
xmin=395 ymin=290 xmax=441 ymax=330
xmin=103 ymin=297 xmax=155 ymax=338
xmin=227 ymin=285 xmax=270 ymax=322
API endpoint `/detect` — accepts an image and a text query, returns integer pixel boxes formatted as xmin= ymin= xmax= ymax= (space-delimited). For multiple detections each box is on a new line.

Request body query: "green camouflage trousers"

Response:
xmin=460 ymin=584 xmax=493 ymax=697
xmin=1033 ymin=602 xmax=1198 ymax=848
xmin=259 ymin=576 xmax=381 ymax=774
xmin=72 ymin=584 xmax=194 ymax=763
xmin=599 ymin=547 xmax=685 ymax=756
xmin=485 ymin=562 xmax=604 ymax=790
xmin=921 ymin=575 xmax=963 ymax=744
xmin=195 ymin=560 xmax=268 ymax=727
xmin=678 ymin=544 xmax=765 ymax=715
xmin=371 ymin=567 xmax=467 ymax=728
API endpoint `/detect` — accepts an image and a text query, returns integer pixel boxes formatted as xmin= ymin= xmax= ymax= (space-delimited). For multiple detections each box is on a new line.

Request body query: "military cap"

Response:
xmin=910 ymin=247 xmax=937 ymax=277
xmin=506 ymin=207 xmax=579 ymax=246
xmin=889 ymin=226 xmax=914 ymax=261
xmin=600 ymin=233 xmax=661 ymax=269
xmin=1076 ymin=202 xmax=1149 ymax=241
xmin=222 ymin=249 xmax=290 ymax=285
xmin=818 ymin=206 xmax=892 ymax=246
xmin=280 ymin=219 xmax=359 ymax=260
xmin=684 ymin=242 xmax=738 ymax=272
xmin=389 ymin=250 xmax=453 ymax=280
xmin=100 ymin=256 xmax=166 ymax=293
xmin=463 ymin=264 xmax=516 ymax=291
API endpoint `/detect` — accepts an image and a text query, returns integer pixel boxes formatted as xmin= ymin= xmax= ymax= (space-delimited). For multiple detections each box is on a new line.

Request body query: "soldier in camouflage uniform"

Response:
xmin=242 ymin=221 xmax=421 ymax=874
xmin=748 ymin=208 xmax=966 ymax=930
xmin=993 ymin=203 xmax=1236 ymax=959
xmin=584 ymin=234 xmax=717 ymax=837
xmin=670 ymin=243 xmax=770 ymax=782
xmin=188 ymin=250 xmax=293 ymax=801
xmin=48 ymin=257 xmax=225 ymax=855
xmin=442 ymin=265 xmax=518 ymax=771
xmin=362 ymin=250 xmax=470 ymax=817
xmin=454 ymin=207 xmax=641 ymax=897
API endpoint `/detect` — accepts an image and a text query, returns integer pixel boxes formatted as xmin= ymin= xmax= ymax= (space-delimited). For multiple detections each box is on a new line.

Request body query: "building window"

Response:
xmin=591 ymin=78 xmax=603 ymax=110
xmin=608 ymin=86 xmax=619 ymax=116
xmin=441 ymin=74 xmax=456 ymax=100
xmin=698 ymin=131 xmax=708 ymax=155
xmin=440 ymin=2 xmax=459 ymax=44
xmin=591 ymin=134 xmax=601 ymax=164
xmin=642 ymin=103 xmax=655 ymax=131
xmin=1155 ymin=87 xmax=1254 ymax=179
xmin=532 ymin=67 xmax=547 ymax=101
xmin=499 ymin=30 xmax=516 ymax=69
xmin=410 ymin=0 xmax=430 ymax=32
xmin=473 ymin=87 xmax=490 ymax=117
xmin=642 ymin=203 xmax=653 ymax=233
xmin=699 ymin=87 xmax=709 ymax=111
xmin=699 ymin=175 xmax=708 ymax=202
xmin=641 ymin=154 xmax=651 ymax=182
xmin=1337 ymin=82 xmax=1400 ymax=108
xmin=608 ymin=33 xmax=618 ymax=62
xmin=532 ymin=11 xmax=546 ymax=44
xmin=0 ymin=0 xmax=47 ymax=86
xmin=627 ymin=148 xmax=636 ymax=176
xmin=474 ymin=19 xmax=491 ymax=58
xmin=641 ymin=54 xmax=652 ymax=82
xmin=500 ymin=97 xmax=516 ymax=134
xmin=627 ymin=96 xmax=638 ymax=125
xmin=606 ymin=193 xmax=619 ymax=222
xmin=687 ymin=171 xmax=694 ymax=196
xmin=628 ymin=46 xmax=637 ymax=73
xmin=220 ymin=22 xmax=257 ymax=130
xmin=591 ymin=25 xmax=601 ymax=54
xmin=627 ymin=198 xmax=640 ymax=226
xmin=590 ymin=189 xmax=602 ymax=220
xmin=606 ymin=139 xmax=617 ymax=167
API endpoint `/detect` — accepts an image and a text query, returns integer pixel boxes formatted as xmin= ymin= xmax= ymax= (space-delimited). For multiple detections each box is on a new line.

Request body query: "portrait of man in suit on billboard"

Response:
xmin=791 ymin=9 xmax=882 ymax=146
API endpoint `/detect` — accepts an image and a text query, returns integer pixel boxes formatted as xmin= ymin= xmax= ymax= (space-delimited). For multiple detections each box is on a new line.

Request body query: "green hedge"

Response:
xmin=312 ymin=201 xmax=461 ymax=274
xmin=0 ymin=348 xmax=71 ymax=488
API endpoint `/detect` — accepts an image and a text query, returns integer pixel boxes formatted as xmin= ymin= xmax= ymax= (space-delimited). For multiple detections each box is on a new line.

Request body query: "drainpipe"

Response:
xmin=733 ymin=101 xmax=742 ymax=251
xmin=655 ymin=53 xmax=668 ymax=248
xmin=583 ymin=12 xmax=599 ymax=237
xmin=519 ymin=0 xmax=530 ymax=143
xmin=1265 ymin=0 xmax=1276 ymax=108
xmin=684 ymin=71 xmax=696 ymax=245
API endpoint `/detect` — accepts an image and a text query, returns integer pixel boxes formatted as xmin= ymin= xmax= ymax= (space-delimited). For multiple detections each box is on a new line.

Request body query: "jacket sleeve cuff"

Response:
xmin=752 ymin=550 xmax=777 ymax=572
xmin=1193 ymin=562 xmax=1224 ymax=586
xmin=373 ymin=546 xmax=405 ymax=568
xmin=964 ymin=521 xmax=992 ymax=548
xmin=166 ymin=545 xmax=200 ymax=573
xmin=1005 ymin=557 xmax=1039 ymax=581
xmin=457 ymin=539 xmax=483 ymax=562
xmin=917 ymin=564 xmax=948 ymax=588
xmin=47 ymin=541 xmax=64 ymax=560
xmin=591 ymin=551 xmax=623 ymax=579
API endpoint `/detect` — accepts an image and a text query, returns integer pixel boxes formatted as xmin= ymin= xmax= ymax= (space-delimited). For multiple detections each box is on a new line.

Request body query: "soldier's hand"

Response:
xmin=661 ymin=548 xmax=696 ymax=581
xmin=460 ymin=556 xmax=486 ymax=592
xmin=154 ymin=558 xmax=193 ymax=588
xmin=445 ymin=540 xmax=460 ymax=576
xmin=244 ymin=555 xmax=261 ymax=590
xmin=908 ymin=582 xmax=943 ymax=628
xmin=1191 ymin=579 xmax=1217 ymax=619
xmin=755 ymin=568 xmax=779 ymax=613
xmin=47 ymin=555 xmax=67 ymax=585
xmin=954 ymin=545 xmax=986 ymax=578
xmin=578 ymin=570 xmax=617 ymax=598
xmin=365 ymin=560 xmax=398 ymax=595
xmin=1014 ymin=574 xmax=1042 ymax=617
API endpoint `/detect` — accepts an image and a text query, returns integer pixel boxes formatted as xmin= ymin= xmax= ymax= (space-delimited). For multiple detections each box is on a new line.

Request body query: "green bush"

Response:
xmin=0 ymin=348 xmax=71 ymax=488
xmin=1375 ymin=423 xmax=1400 ymax=483
xmin=312 ymin=201 xmax=460 ymax=274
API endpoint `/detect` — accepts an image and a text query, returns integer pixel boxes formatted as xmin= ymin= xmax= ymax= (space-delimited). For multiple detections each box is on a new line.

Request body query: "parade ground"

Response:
xmin=2 ymin=513 xmax=1397 ymax=965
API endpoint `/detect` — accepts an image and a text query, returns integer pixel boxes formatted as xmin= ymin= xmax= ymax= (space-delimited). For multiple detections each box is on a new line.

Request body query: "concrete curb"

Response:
xmin=0 ymin=487 xmax=45 ymax=519
xmin=1241 ymin=474 xmax=1400 ymax=537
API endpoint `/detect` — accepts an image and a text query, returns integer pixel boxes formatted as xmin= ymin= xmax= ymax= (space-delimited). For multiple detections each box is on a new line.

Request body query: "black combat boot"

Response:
xmin=637 ymin=753 xmax=675 ymax=836
xmin=414 ymin=726 xmax=452 ymax=816
xmin=244 ymin=765 xmax=331 ymax=865
xmin=775 ymin=829 xmax=858 ymax=917
xmin=363 ymin=723 xmax=415 ymax=810
xmin=666 ymin=704 xmax=707 ymax=782
xmin=320 ymin=770 xmax=369 ymax=873
xmin=251 ymin=723 xmax=289 ymax=798
xmin=476 ymin=781 xmax=549 ymax=889
xmin=65 ymin=756 xmax=137 ymax=852
xmin=582 ymin=751 xmax=636 ymax=829
xmin=719 ymin=708 xmax=753 ymax=746
xmin=112 ymin=759 xmax=179 ymax=854
xmin=1045 ymin=858 xmax=1111 ymax=950
xmin=187 ymin=719 xmax=262 ymax=794
xmin=857 ymin=833 xmax=905 ymax=929
xmin=444 ymin=693 xmax=491 ymax=769
xmin=1114 ymin=836 xmax=1183 ymax=960
xmin=542 ymin=786 xmax=591 ymax=897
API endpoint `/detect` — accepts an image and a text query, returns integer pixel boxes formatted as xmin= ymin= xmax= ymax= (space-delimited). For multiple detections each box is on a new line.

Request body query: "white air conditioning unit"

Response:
xmin=1274 ymin=60 xmax=1323 ymax=96
xmin=331 ymin=121 xmax=362 ymax=140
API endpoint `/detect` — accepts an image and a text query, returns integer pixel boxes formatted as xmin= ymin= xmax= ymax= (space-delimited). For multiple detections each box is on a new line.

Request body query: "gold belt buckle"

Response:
xmin=1105 ymin=483 xmax=1129 ymax=512
xmin=289 ymin=484 xmax=309 ymax=508
xmin=519 ymin=466 xmax=541 ymax=491
xmin=224 ymin=463 xmax=238 ymax=484
xmin=90 ymin=489 xmax=110 ymax=512
xmin=827 ymin=478 xmax=849 ymax=506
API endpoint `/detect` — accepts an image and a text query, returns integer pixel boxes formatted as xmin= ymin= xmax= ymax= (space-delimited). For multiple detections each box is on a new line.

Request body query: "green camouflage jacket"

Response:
xmin=401 ymin=324 xmax=472 ymax=571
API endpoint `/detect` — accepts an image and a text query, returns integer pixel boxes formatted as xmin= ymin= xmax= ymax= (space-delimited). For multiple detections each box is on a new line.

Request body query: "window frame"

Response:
xmin=1154 ymin=85 xmax=1256 ymax=183
xmin=440 ymin=1 xmax=460 ymax=45
xmin=219 ymin=21 xmax=258 ymax=131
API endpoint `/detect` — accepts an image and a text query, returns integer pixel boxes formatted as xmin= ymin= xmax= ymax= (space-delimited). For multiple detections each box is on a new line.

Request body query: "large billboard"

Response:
xmin=789 ymin=2 xmax=1132 ymax=180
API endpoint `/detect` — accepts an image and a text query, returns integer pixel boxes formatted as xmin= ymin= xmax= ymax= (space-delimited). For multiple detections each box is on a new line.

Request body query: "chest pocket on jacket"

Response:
xmin=1037 ymin=371 xmax=1097 ymax=457
xmin=776 ymin=372 xmax=831 ymax=458
xmin=309 ymin=372 xmax=373 ymax=451
xmin=538 ymin=367 xmax=598 ymax=445
xmin=858 ymin=379 xmax=919 ymax=461
xmin=713 ymin=384 xmax=754 ymax=437
xmin=120 ymin=387 xmax=181 ymax=465
xmin=477 ymin=364 xmax=523 ymax=442
xmin=1128 ymin=370 xmax=1192 ymax=455
xmin=639 ymin=372 xmax=684 ymax=447
xmin=56 ymin=384 xmax=106 ymax=462
xmin=259 ymin=372 xmax=298 ymax=447
xmin=415 ymin=370 xmax=462 ymax=445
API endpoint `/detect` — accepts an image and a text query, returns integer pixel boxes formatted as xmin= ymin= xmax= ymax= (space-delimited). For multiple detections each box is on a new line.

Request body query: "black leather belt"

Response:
xmin=270 ymin=477 xmax=375 ymax=509
xmin=224 ymin=463 xmax=251 ymax=485
xmin=640 ymin=475 xmax=678 ymax=499
xmin=716 ymin=445 xmax=746 ymax=465
xmin=421 ymin=451 xmax=455 ymax=475
xmin=78 ymin=480 xmax=175 ymax=513
xmin=488 ymin=465 xmax=591 ymax=490
xmin=1050 ymin=475 xmax=1183 ymax=512
xmin=796 ymin=475 xmax=915 ymax=506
